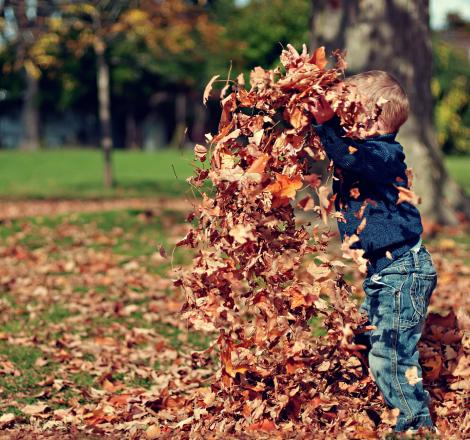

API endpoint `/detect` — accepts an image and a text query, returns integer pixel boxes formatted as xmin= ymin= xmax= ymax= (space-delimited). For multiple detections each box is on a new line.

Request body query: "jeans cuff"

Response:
xmin=394 ymin=414 xmax=434 ymax=432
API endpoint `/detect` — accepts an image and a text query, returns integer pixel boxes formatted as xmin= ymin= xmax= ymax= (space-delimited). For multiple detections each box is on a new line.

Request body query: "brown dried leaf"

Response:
xmin=203 ymin=75 xmax=220 ymax=105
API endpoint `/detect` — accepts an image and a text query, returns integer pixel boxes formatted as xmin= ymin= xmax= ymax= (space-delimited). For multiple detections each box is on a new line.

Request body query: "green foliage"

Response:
xmin=225 ymin=0 xmax=310 ymax=73
xmin=107 ymin=1 xmax=233 ymax=95
xmin=432 ymin=38 xmax=470 ymax=154
xmin=0 ymin=51 xmax=24 ymax=101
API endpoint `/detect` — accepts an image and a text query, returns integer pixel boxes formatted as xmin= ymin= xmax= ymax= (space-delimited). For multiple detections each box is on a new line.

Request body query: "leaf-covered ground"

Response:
xmin=0 ymin=200 xmax=468 ymax=439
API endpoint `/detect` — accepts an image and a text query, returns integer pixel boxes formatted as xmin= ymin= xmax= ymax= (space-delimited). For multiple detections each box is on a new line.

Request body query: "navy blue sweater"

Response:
xmin=313 ymin=115 xmax=423 ymax=275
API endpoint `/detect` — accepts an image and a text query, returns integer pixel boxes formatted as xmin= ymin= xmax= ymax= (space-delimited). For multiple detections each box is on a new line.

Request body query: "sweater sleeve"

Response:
xmin=313 ymin=115 xmax=406 ymax=184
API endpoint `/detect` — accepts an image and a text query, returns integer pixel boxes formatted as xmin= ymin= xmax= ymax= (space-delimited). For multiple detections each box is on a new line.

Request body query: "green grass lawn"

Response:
xmin=0 ymin=149 xmax=196 ymax=199
xmin=445 ymin=155 xmax=470 ymax=195
xmin=0 ymin=149 xmax=468 ymax=199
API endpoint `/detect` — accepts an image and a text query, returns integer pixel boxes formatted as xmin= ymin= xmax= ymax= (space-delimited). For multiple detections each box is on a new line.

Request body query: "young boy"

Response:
xmin=311 ymin=70 xmax=438 ymax=434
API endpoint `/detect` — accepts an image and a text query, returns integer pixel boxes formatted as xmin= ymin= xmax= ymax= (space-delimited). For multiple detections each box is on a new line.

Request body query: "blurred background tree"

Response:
xmin=0 ymin=0 xmax=59 ymax=151
xmin=53 ymin=1 xmax=136 ymax=188
xmin=310 ymin=0 xmax=470 ymax=224
xmin=111 ymin=0 xmax=233 ymax=150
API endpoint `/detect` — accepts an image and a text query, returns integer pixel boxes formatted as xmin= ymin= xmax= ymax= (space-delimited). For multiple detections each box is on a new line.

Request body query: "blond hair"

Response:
xmin=345 ymin=70 xmax=409 ymax=133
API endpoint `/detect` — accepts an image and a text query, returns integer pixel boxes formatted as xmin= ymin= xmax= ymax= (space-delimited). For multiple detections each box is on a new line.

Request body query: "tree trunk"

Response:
xmin=171 ymin=91 xmax=187 ymax=149
xmin=95 ymin=42 xmax=113 ymax=188
xmin=125 ymin=112 xmax=140 ymax=150
xmin=310 ymin=0 xmax=470 ymax=224
xmin=191 ymin=96 xmax=207 ymax=144
xmin=20 ymin=68 xmax=40 ymax=151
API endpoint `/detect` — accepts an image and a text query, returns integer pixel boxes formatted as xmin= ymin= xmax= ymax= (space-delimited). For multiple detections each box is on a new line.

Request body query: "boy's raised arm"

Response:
xmin=312 ymin=115 xmax=406 ymax=184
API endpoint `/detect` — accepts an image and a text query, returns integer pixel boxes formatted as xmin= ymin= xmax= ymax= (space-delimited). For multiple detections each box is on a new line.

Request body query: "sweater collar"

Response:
xmin=364 ymin=131 xmax=398 ymax=141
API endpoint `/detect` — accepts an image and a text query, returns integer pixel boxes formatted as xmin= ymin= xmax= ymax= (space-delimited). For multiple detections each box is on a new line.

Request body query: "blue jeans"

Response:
xmin=360 ymin=245 xmax=437 ymax=432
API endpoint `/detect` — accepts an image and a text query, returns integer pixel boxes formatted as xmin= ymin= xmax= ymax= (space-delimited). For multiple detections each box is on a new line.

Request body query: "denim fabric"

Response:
xmin=360 ymin=244 xmax=437 ymax=432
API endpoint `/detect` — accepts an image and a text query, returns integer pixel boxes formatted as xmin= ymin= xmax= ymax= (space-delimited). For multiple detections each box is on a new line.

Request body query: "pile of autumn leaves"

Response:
xmin=174 ymin=45 xmax=374 ymax=437
xmin=174 ymin=45 xmax=465 ymax=438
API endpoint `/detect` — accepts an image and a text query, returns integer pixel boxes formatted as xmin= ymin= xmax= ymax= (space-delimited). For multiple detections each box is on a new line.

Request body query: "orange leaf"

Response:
xmin=248 ymin=419 xmax=277 ymax=432
xmin=289 ymin=288 xmax=307 ymax=308
xmin=102 ymin=378 xmax=124 ymax=392
xmin=265 ymin=173 xmax=302 ymax=200
xmin=395 ymin=185 xmax=421 ymax=206
xmin=350 ymin=187 xmax=360 ymax=199
xmin=84 ymin=407 xmax=116 ymax=426
xmin=348 ymin=146 xmax=358 ymax=154
xmin=164 ymin=396 xmax=186 ymax=408
xmin=225 ymin=362 xmax=248 ymax=378
xmin=246 ymin=154 xmax=269 ymax=174
xmin=286 ymin=359 xmax=305 ymax=374
xmin=290 ymin=106 xmax=308 ymax=129
xmin=242 ymin=403 xmax=252 ymax=418
xmin=221 ymin=343 xmax=248 ymax=378
xmin=311 ymin=46 xmax=327 ymax=70
xmin=108 ymin=394 xmax=131 ymax=407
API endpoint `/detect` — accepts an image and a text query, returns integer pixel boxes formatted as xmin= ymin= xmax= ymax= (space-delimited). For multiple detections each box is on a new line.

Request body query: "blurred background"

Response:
xmin=0 ymin=0 xmax=468 ymax=220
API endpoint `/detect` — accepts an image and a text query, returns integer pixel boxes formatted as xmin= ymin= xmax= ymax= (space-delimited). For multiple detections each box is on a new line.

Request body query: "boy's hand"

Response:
xmin=311 ymin=95 xmax=335 ymax=124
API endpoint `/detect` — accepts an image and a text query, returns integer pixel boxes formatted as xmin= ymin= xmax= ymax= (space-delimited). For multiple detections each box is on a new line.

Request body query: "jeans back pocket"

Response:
xmin=400 ymin=272 xmax=437 ymax=330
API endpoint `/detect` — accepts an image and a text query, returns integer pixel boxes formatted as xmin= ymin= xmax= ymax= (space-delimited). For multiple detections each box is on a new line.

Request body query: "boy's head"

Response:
xmin=344 ymin=70 xmax=409 ymax=134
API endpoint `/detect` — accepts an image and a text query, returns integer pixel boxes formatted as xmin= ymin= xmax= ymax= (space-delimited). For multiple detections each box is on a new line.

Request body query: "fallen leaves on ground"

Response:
xmin=0 ymin=205 xmax=467 ymax=438
xmin=0 ymin=197 xmax=189 ymax=221
xmin=0 ymin=208 xmax=214 ymax=438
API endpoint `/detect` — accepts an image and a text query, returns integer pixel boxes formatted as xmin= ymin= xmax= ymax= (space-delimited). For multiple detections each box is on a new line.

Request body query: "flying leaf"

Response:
xmin=311 ymin=46 xmax=327 ymax=70
xmin=297 ymin=195 xmax=315 ymax=211
xmin=194 ymin=144 xmax=207 ymax=162
xmin=405 ymin=366 xmax=422 ymax=386
xmin=357 ymin=217 xmax=367 ymax=234
xmin=246 ymin=154 xmax=269 ymax=175
xmin=350 ymin=188 xmax=360 ymax=199
xmin=265 ymin=173 xmax=302 ymax=200
xmin=229 ymin=224 xmax=256 ymax=244
xmin=348 ymin=146 xmax=358 ymax=154
xmin=394 ymin=185 xmax=421 ymax=205
xmin=203 ymin=75 xmax=220 ymax=105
